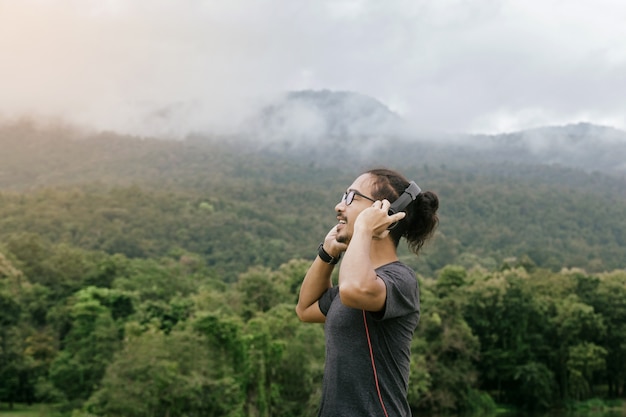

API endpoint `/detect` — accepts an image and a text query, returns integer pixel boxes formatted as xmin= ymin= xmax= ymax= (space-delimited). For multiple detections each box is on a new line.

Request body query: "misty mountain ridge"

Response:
xmin=3 ymin=115 xmax=626 ymax=277
xmin=239 ymin=90 xmax=626 ymax=176
xmin=243 ymin=89 xmax=408 ymax=143
xmin=465 ymin=122 xmax=626 ymax=174
xmin=2 ymin=89 xmax=626 ymax=182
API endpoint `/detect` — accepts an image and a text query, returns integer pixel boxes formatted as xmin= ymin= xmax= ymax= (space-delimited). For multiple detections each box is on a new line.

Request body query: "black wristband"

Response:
xmin=318 ymin=242 xmax=341 ymax=265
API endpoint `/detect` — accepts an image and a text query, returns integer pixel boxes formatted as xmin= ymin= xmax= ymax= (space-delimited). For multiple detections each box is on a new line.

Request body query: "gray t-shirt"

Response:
xmin=318 ymin=261 xmax=420 ymax=417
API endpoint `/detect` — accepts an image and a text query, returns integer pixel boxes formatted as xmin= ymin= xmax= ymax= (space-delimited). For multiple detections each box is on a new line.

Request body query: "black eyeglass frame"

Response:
xmin=341 ymin=189 xmax=376 ymax=206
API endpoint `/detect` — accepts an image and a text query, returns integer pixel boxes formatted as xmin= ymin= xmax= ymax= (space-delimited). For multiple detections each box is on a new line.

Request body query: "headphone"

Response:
xmin=387 ymin=181 xmax=421 ymax=229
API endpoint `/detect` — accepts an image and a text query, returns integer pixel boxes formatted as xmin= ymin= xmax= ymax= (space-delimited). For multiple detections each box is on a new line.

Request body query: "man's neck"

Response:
xmin=369 ymin=238 xmax=398 ymax=269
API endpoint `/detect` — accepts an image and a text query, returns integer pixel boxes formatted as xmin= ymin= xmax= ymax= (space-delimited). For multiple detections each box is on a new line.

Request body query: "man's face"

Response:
xmin=334 ymin=173 xmax=376 ymax=244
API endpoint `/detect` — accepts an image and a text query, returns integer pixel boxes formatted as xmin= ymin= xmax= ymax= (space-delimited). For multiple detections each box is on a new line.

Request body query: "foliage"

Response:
xmin=85 ymin=326 xmax=244 ymax=417
xmin=3 ymin=242 xmax=626 ymax=415
xmin=1 ymin=122 xmax=626 ymax=415
xmin=2 ymin=120 xmax=626 ymax=279
xmin=411 ymin=266 xmax=481 ymax=414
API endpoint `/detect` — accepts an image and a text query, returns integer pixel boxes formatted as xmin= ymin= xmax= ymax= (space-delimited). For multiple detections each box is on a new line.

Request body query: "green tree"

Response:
xmin=247 ymin=304 xmax=325 ymax=417
xmin=567 ymin=342 xmax=607 ymax=399
xmin=86 ymin=324 xmax=244 ymax=417
xmin=112 ymin=256 xmax=204 ymax=302
xmin=48 ymin=287 xmax=121 ymax=406
xmin=413 ymin=267 xmax=481 ymax=414
xmin=238 ymin=267 xmax=280 ymax=318
xmin=583 ymin=270 xmax=626 ymax=397
xmin=0 ymin=252 xmax=31 ymax=408
xmin=548 ymin=293 xmax=606 ymax=401
xmin=471 ymin=268 xmax=555 ymax=409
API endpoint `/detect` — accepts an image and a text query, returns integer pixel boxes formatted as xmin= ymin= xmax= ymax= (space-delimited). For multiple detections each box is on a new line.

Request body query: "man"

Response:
xmin=296 ymin=168 xmax=439 ymax=417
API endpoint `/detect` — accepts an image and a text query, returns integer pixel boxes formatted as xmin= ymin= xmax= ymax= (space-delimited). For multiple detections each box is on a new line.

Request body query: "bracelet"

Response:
xmin=318 ymin=243 xmax=341 ymax=265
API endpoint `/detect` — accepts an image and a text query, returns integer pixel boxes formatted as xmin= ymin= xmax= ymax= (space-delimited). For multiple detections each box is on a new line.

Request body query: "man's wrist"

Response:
xmin=317 ymin=243 xmax=341 ymax=265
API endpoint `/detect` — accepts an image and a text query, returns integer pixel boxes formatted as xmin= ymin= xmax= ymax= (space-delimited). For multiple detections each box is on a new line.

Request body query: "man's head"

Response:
xmin=335 ymin=169 xmax=439 ymax=254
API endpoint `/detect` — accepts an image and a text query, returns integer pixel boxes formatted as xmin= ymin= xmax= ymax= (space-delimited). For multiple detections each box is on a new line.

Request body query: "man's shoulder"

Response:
xmin=377 ymin=260 xmax=415 ymax=277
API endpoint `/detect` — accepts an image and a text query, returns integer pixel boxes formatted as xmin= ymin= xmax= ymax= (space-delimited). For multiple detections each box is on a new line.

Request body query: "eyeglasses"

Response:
xmin=341 ymin=189 xmax=376 ymax=206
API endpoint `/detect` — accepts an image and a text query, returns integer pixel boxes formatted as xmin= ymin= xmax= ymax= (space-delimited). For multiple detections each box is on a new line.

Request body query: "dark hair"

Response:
xmin=366 ymin=168 xmax=439 ymax=254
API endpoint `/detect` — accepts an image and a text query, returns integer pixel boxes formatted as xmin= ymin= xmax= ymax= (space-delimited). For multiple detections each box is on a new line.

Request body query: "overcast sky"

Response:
xmin=1 ymin=0 xmax=625 ymax=138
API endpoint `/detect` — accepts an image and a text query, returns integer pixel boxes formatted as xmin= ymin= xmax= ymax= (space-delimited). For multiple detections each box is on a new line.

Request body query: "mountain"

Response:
xmin=233 ymin=90 xmax=626 ymax=177
xmin=243 ymin=89 xmax=408 ymax=146
xmin=3 ymin=87 xmax=626 ymax=185
xmin=1 ymin=117 xmax=626 ymax=277
xmin=466 ymin=122 xmax=626 ymax=175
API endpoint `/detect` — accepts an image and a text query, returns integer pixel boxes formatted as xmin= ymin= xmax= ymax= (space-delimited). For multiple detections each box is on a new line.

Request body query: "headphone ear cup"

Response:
xmin=387 ymin=181 xmax=420 ymax=230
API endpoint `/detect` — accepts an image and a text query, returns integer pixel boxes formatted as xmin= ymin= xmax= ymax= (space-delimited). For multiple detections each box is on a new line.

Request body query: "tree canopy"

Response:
xmin=1 ymin=120 xmax=625 ymax=416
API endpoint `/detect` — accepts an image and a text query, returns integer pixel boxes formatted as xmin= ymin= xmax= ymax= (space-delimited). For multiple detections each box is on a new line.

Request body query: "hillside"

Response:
xmin=1 ymin=118 xmax=625 ymax=279
xmin=2 ymin=120 xmax=625 ymax=417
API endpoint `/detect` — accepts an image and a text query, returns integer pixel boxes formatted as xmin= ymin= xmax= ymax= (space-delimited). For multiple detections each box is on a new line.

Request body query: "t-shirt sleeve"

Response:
xmin=318 ymin=286 xmax=340 ymax=316
xmin=376 ymin=263 xmax=420 ymax=321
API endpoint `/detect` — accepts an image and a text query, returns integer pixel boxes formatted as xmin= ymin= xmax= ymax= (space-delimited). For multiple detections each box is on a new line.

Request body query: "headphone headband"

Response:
xmin=388 ymin=181 xmax=421 ymax=215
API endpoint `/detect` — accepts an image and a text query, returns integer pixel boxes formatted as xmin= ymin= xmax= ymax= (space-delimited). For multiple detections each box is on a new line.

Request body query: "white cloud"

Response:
xmin=0 ymin=0 xmax=625 ymax=137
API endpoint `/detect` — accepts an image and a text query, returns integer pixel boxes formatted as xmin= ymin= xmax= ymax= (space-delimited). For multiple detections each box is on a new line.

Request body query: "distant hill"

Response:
xmin=464 ymin=122 xmax=626 ymax=176
xmin=1 ymin=116 xmax=626 ymax=278
xmin=242 ymin=89 xmax=408 ymax=147
xmin=233 ymin=90 xmax=626 ymax=177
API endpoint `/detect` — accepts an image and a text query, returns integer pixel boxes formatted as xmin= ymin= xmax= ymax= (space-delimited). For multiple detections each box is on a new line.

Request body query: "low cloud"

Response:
xmin=1 ymin=0 xmax=625 ymax=138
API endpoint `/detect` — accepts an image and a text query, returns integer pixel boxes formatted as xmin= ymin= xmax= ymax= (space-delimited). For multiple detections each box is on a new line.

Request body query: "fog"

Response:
xmin=1 ymin=0 xmax=626 ymax=139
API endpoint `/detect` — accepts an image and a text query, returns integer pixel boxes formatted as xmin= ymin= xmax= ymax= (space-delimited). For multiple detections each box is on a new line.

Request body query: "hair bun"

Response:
xmin=420 ymin=191 xmax=439 ymax=213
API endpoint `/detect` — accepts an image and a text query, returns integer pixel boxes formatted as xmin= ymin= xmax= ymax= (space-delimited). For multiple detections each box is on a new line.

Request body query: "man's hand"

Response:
xmin=323 ymin=225 xmax=347 ymax=257
xmin=355 ymin=200 xmax=406 ymax=239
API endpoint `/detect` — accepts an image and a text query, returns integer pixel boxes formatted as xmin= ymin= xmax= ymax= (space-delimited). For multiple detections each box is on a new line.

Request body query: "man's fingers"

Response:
xmin=393 ymin=212 xmax=406 ymax=222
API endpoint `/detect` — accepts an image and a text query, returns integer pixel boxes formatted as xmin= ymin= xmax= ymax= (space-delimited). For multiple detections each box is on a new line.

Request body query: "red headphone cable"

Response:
xmin=363 ymin=309 xmax=390 ymax=417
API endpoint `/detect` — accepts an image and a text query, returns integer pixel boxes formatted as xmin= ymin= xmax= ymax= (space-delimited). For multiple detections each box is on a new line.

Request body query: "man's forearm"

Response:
xmin=295 ymin=257 xmax=334 ymax=322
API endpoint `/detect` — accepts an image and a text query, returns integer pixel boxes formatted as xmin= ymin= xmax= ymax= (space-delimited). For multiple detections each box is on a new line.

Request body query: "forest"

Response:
xmin=1 ymin=120 xmax=626 ymax=416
